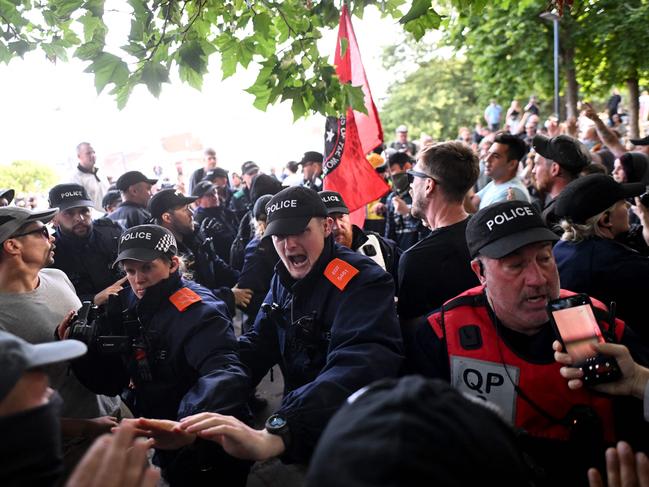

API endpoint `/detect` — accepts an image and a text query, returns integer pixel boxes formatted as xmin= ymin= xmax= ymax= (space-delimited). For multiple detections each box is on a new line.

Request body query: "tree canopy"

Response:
xmin=0 ymin=0 xmax=478 ymax=117
xmin=0 ymin=160 xmax=57 ymax=193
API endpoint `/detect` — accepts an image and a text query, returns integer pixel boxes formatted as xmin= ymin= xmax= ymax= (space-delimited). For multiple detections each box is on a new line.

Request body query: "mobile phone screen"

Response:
xmin=551 ymin=304 xmax=604 ymax=362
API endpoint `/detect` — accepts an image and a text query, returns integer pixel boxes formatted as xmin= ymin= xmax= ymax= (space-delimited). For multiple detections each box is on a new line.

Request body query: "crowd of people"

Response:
xmin=4 ymin=95 xmax=649 ymax=487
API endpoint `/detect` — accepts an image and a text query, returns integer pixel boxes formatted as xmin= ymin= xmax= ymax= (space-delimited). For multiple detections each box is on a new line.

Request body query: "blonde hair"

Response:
xmin=560 ymin=208 xmax=611 ymax=243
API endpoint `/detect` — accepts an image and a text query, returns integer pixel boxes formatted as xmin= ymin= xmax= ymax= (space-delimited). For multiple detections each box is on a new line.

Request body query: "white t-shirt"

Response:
xmin=477 ymin=177 xmax=531 ymax=210
xmin=0 ymin=269 xmax=119 ymax=418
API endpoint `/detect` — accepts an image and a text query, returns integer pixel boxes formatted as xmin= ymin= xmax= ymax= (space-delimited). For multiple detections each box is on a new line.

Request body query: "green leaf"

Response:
xmin=8 ymin=39 xmax=31 ymax=57
xmin=403 ymin=9 xmax=442 ymax=41
xmin=178 ymin=40 xmax=207 ymax=74
xmin=84 ymin=52 xmax=129 ymax=94
xmin=339 ymin=37 xmax=348 ymax=59
xmin=0 ymin=40 xmax=11 ymax=63
xmin=291 ymin=95 xmax=306 ymax=120
xmin=179 ymin=64 xmax=203 ymax=90
xmin=74 ymin=39 xmax=103 ymax=60
xmin=252 ymin=12 xmax=271 ymax=38
xmin=140 ymin=61 xmax=169 ymax=97
xmin=52 ymin=0 xmax=83 ymax=19
xmin=399 ymin=0 xmax=432 ymax=24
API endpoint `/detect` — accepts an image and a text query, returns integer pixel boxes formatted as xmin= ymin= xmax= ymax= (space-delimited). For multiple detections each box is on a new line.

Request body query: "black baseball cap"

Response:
xmin=102 ymin=190 xmax=122 ymax=209
xmin=203 ymin=167 xmax=229 ymax=181
xmin=192 ymin=181 xmax=217 ymax=198
xmin=0 ymin=206 xmax=58 ymax=244
xmin=148 ymin=189 xmax=197 ymax=219
xmin=554 ymin=174 xmax=645 ymax=224
xmin=307 ymin=376 xmax=532 ymax=487
xmin=48 ymin=183 xmax=95 ymax=211
xmin=466 ymin=201 xmax=559 ymax=259
xmin=300 ymin=151 xmax=324 ymax=166
xmin=630 ymin=135 xmax=649 ymax=146
xmin=264 ymin=186 xmax=328 ymax=238
xmin=0 ymin=188 xmax=14 ymax=204
xmin=532 ymin=134 xmax=591 ymax=173
xmin=319 ymin=190 xmax=349 ymax=215
xmin=115 ymin=171 xmax=158 ymax=191
xmin=253 ymin=194 xmax=273 ymax=221
xmin=241 ymin=161 xmax=260 ymax=176
xmin=0 ymin=330 xmax=86 ymax=402
xmin=113 ymin=224 xmax=177 ymax=266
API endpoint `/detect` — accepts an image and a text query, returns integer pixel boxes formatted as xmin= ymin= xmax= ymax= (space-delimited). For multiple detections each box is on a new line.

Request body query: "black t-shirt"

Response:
xmin=397 ymin=218 xmax=479 ymax=321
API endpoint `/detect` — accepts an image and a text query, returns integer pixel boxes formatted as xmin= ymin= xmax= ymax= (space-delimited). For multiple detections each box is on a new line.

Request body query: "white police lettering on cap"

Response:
xmin=322 ymin=195 xmax=340 ymax=203
xmin=486 ymin=206 xmax=534 ymax=231
xmin=60 ymin=191 xmax=84 ymax=198
xmin=267 ymin=199 xmax=297 ymax=214
xmin=120 ymin=231 xmax=152 ymax=242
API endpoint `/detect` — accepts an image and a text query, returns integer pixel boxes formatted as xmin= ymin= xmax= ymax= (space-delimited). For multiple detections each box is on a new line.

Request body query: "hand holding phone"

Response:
xmin=548 ymin=294 xmax=621 ymax=386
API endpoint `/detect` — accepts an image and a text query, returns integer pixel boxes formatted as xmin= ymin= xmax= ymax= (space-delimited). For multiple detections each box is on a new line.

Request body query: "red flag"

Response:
xmin=334 ymin=5 xmax=383 ymax=154
xmin=323 ymin=6 xmax=389 ymax=217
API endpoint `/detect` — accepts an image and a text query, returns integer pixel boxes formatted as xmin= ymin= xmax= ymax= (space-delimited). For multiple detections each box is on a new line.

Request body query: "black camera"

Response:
xmin=69 ymin=296 xmax=142 ymax=354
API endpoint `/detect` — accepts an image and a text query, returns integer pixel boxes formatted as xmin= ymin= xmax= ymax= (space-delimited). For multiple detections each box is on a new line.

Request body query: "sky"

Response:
xmin=0 ymin=5 xmax=406 ymax=182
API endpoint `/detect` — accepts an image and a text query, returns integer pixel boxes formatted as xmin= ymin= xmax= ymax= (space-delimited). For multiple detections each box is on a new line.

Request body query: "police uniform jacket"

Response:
xmin=50 ymin=218 xmax=123 ymax=303
xmin=238 ymin=236 xmax=404 ymax=463
xmin=238 ymin=236 xmax=280 ymax=330
xmin=107 ymin=201 xmax=151 ymax=229
xmin=177 ymin=231 xmax=239 ymax=316
xmin=194 ymin=205 xmax=238 ymax=262
xmin=73 ymin=272 xmax=250 ymax=421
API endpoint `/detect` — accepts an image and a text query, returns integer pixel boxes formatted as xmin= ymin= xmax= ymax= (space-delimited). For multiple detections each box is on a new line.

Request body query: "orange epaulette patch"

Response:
xmin=169 ymin=287 xmax=202 ymax=312
xmin=324 ymin=258 xmax=359 ymax=291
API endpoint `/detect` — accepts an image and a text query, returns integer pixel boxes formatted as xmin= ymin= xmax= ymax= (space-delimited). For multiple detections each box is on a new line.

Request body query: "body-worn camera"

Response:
xmin=69 ymin=296 xmax=142 ymax=355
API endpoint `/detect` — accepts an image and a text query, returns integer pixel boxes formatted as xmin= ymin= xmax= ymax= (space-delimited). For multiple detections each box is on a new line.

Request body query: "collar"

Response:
xmin=275 ymin=234 xmax=335 ymax=292
xmin=77 ymin=164 xmax=101 ymax=181
xmin=54 ymin=226 xmax=93 ymax=247
xmin=135 ymin=271 xmax=182 ymax=318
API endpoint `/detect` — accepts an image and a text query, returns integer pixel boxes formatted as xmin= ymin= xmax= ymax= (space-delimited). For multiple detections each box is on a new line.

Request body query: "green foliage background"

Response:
xmin=0 ymin=161 xmax=58 ymax=194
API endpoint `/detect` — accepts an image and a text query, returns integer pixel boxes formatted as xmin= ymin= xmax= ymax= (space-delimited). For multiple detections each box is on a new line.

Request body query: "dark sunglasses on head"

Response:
xmin=10 ymin=226 xmax=49 ymax=239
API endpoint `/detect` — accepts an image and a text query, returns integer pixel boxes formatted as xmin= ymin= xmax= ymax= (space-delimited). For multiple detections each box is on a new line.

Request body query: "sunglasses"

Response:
xmin=406 ymin=169 xmax=438 ymax=185
xmin=10 ymin=226 xmax=50 ymax=239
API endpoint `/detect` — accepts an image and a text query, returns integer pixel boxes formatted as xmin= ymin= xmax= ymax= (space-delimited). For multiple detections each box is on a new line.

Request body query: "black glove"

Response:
xmin=200 ymin=217 xmax=223 ymax=236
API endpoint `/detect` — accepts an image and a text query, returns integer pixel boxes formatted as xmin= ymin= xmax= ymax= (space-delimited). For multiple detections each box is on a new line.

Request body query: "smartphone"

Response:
xmin=548 ymin=294 xmax=621 ymax=385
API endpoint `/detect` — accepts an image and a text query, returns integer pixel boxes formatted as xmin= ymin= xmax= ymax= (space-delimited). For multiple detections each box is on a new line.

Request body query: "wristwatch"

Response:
xmin=265 ymin=414 xmax=291 ymax=449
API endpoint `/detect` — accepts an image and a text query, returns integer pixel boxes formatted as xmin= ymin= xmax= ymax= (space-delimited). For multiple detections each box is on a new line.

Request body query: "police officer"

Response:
xmin=202 ymin=167 xmax=234 ymax=208
xmin=107 ymin=171 xmax=157 ymax=229
xmin=65 ymin=225 xmax=251 ymax=486
xmin=148 ymin=188 xmax=252 ymax=316
xmin=192 ymin=180 xmax=238 ymax=262
xmin=319 ymin=190 xmax=401 ymax=285
xmin=48 ymin=183 xmax=126 ymax=305
xmin=229 ymin=161 xmax=259 ymax=221
xmin=177 ymin=187 xmax=404 ymax=466
xmin=408 ymin=201 xmax=649 ymax=487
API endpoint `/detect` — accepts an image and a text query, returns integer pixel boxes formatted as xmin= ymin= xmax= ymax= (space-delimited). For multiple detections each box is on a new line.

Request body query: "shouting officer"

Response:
xmin=65 ymin=225 xmax=251 ymax=486
xmin=176 ymin=186 xmax=403 ymax=466
xmin=319 ymin=190 xmax=401 ymax=285
xmin=48 ymin=183 xmax=125 ymax=305
xmin=408 ymin=201 xmax=649 ymax=487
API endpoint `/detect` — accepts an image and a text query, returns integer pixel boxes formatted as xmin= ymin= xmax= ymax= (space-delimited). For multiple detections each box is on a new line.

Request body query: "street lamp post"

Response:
xmin=540 ymin=11 xmax=560 ymax=120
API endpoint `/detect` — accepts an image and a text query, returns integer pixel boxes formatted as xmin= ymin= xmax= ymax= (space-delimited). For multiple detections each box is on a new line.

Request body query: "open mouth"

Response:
xmin=288 ymin=255 xmax=308 ymax=267
xmin=525 ymin=294 xmax=547 ymax=305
